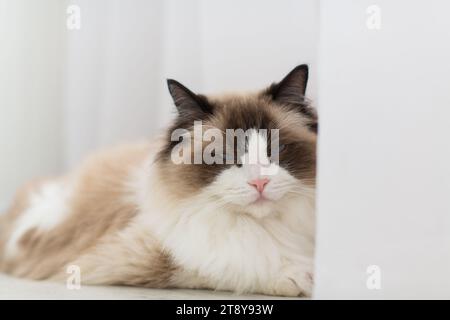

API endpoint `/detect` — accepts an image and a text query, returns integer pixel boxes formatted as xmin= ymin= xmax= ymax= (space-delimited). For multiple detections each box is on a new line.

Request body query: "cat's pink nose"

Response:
xmin=248 ymin=178 xmax=270 ymax=193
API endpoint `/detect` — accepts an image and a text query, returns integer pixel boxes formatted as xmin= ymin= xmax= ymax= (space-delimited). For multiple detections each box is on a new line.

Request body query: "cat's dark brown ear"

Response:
xmin=167 ymin=79 xmax=212 ymax=117
xmin=267 ymin=64 xmax=309 ymax=106
xmin=267 ymin=65 xmax=317 ymax=133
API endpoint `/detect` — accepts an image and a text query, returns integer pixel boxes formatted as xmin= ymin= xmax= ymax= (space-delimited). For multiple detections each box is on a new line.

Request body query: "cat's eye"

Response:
xmin=273 ymin=143 xmax=288 ymax=156
xmin=269 ymin=143 xmax=288 ymax=161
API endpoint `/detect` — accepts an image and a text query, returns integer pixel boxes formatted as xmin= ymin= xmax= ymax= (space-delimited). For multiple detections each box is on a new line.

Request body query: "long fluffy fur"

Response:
xmin=0 ymin=66 xmax=317 ymax=297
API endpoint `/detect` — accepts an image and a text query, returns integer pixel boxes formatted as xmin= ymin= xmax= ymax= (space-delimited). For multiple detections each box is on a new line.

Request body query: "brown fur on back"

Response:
xmin=0 ymin=143 xmax=161 ymax=281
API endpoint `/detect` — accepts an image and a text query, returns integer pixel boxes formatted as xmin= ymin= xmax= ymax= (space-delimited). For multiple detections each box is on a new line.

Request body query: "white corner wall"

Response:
xmin=314 ymin=0 xmax=450 ymax=299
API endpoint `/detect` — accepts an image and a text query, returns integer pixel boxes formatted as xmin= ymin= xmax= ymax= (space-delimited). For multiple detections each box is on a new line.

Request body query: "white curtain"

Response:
xmin=0 ymin=0 xmax=65 ymax=210
xmin=63 ymin=0 xmax=319 ymax=167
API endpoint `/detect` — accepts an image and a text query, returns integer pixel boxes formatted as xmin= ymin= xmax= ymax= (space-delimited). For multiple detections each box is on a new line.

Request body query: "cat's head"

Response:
xmin=156 ymin=65 xmax=317 ymax=218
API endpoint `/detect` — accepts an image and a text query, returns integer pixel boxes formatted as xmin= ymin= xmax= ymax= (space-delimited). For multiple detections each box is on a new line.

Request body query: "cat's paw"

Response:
xmin=272 ymin=268 xmax=313 ymax=297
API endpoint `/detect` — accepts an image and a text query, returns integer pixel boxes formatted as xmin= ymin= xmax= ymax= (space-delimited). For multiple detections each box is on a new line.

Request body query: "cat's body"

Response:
xmin=0 ymin=65 xmax=317 ymax=297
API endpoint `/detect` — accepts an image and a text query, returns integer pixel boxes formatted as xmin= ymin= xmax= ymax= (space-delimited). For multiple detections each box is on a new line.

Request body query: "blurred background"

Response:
xmin=0 ymin=0 xmax=318 ymax=211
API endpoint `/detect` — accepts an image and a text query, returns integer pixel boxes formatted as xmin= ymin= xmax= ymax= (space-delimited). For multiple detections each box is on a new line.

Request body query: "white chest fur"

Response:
xmin=140 ymin=190 xmax=315 ymax=294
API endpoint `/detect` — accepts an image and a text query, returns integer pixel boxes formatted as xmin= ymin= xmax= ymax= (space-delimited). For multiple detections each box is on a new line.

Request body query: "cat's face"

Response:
xmin=157 ymin=65 xmax=317 ymax=218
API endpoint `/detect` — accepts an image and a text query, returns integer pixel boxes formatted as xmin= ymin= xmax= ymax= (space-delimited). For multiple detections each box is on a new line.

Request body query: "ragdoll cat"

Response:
xmin=0 ymin=65 xmax=317 ymax=297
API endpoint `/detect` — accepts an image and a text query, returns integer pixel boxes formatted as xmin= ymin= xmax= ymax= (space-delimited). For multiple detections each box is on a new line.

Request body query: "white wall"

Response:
xmin=0 ymin=0 xmax=65 ymax=210
xmin=315 ymin=0 xmax=450 ymax=299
